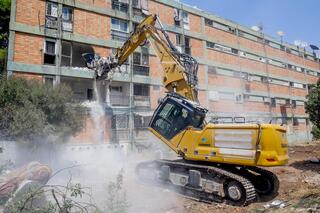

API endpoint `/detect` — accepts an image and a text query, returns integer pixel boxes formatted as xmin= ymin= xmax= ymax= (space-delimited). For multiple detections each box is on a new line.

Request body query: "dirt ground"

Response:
xmin=175 ymin=141 xmax=320 ymax=213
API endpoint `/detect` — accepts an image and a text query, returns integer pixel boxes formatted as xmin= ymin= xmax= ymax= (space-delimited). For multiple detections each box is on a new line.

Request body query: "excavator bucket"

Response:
xmin=82 ymin=53 xmax=119 ymax=80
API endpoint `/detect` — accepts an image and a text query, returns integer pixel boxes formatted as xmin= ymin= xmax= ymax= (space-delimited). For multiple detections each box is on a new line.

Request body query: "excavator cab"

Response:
xmin=149 ymin=93 xmax=207 ymax=140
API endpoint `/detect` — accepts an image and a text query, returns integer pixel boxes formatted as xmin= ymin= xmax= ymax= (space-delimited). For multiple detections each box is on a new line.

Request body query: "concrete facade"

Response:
xmin=7 ymin=0 xmax=320 ymax=145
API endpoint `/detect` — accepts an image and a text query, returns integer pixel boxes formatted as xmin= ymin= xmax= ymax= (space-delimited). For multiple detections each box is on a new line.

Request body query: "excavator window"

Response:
xmin=151 ymin=100 xmax=191 ymax=140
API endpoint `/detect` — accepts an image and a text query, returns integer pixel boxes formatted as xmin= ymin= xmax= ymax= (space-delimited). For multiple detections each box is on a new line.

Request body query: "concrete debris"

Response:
xmin=263 ymin=200 xmax=288 ymax=209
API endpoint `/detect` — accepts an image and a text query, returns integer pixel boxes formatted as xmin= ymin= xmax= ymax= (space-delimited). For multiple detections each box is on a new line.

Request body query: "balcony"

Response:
xmin=109 ymin=94 xmax=130 ymax=106
xmin=134 ymin=95 xmax=150 ymax=108
xmin=133 ymin=65 xmax=149 ymax=76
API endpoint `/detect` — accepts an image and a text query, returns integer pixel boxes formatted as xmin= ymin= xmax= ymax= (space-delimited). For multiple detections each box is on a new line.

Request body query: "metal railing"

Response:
xmin=133 ymin=96 xmax=150 ymax=107
xmin=110 ymin=94 xmax=130 ymax=106
xmin=111 ymin=129 xmax=130 ymax=142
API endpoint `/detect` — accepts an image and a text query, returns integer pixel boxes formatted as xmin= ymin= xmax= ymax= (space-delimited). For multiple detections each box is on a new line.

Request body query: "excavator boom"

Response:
xmin=83 ymin=14 xmax=198 ymax=102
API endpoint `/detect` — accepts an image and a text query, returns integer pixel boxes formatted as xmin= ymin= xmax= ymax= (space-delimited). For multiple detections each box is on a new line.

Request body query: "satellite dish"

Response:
xmin=251 ymin=25 xmax=262 ymax=32
xmin=310 ymin=44 xmax=319 ymax=50
xmin=277 ymin=31 xmax=285 ymax=36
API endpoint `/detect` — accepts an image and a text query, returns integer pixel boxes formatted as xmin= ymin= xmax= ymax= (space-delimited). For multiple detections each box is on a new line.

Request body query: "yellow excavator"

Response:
xmin=83 ymin=14 xmax=288 ymax=206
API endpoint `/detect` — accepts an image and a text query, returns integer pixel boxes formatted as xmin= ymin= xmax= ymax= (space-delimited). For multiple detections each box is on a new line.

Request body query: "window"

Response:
xmin=174 ymin=9 xmax=189 ymax=30
xmin=60 ymin=41 xmax=94 ymax=67
xmin=112 ymin=114 xmax=129 ymax=129
xmin=134 ymin=114 xmax=152 ymax=128
xmin=134 ymin=84 xmax=149 ymax=96
xmin=206 ymin=41 xmax=215 ymax=49
xmin=176 ymin=34 xmax=183 ymax=46
xmin=133 ymin=48 xmax=149 ymax=76
xmin=293 ymin=117 xmax=299 ymax=126
xmin=290 ymin=82 xmax=304 ymax=89
xmin=151 ymin=101 xmax=190 ymax=139
xmin=46 ymin=2 xmax=58 ymax=17
xmin=62 ymin=7 xmax=73 ymax=32
xmin=44 ymin=40 xmax=56 ymax=65
xmin=184 ymin=37 xmax=191 ymax=55
xmin=132 ymin=0 xmax=148 ymax=15
xmin=111 ymin=18 xmax=128 ymax=32
xmin=112 ymin=0 xmax=129 ymax=13
xmin=111 ymin=18 xmax=129 ymax=41
xmin=219 ymin=92 xmax=234 ymax=101
xmin=45 ymin=2 xmax=58 ymax=29
xmin=61 ymin=41 xmax=71 ymax=66
xmin=175 ymin=34 xmax=191 ymax=55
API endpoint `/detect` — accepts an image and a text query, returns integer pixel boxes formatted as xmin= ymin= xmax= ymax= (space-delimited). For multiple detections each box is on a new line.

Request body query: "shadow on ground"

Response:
xmin=290 ymin=160 xmax=320 ymax=173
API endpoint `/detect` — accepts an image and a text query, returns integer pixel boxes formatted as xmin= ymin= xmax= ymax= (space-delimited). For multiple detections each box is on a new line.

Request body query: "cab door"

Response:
xmin=149 ymin=99 xmax=191 ymax=148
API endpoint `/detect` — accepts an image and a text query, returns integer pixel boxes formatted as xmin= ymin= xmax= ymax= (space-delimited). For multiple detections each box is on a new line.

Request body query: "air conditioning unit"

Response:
xmin=45 ymin=17 xmax=58 ymax=29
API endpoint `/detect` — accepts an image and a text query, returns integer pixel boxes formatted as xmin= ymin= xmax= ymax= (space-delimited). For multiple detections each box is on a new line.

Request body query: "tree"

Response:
xmin=305 ymin=80 xmax=320 ymax=140
xmin=0 ymin=77 xmax=86 ymax=146
xmin=0 ymin=0 xmax=11 ymax=78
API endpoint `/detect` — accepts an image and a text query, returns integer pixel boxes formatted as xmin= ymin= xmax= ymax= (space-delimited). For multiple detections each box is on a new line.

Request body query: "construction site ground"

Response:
xmin=168 ymin=141 xmax=320 ymax=213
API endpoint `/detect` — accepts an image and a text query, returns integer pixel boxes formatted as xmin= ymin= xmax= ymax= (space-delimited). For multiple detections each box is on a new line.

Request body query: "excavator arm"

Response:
xmin=83 ymin=14 xmax=199 ymax=102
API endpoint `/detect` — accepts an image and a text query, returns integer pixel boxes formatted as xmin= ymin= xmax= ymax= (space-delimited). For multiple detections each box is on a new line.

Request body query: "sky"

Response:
xmin=181 ymin=0 xmax=320 ymax=52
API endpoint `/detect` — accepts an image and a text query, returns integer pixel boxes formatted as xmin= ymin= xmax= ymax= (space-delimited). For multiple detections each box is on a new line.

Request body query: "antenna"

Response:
xmin=277 ymin=31 xmax=285 ymax=43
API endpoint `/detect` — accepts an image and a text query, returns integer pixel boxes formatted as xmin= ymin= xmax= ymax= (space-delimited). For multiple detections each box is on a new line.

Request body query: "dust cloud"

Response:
xmin=0 ymin=79 xmax=183 ymax=212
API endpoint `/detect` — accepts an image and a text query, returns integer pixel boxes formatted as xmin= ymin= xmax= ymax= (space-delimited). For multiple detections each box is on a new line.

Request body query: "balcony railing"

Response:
xmin=111 ymin=30 xmax=128 ymax=42
xmin=134 ymin=96 xmax=150 ymax=107
xmin=109 ymin=94 xmax=130 ymax=106
xmin=111 ymin=129 xmax=130 ymax=142
xmin=133 ymin=65 xmax=149 ymax=76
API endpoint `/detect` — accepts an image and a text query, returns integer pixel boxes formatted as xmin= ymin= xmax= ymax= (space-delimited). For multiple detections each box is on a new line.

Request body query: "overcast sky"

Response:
xmin=181 ymin=0 xmax=320 ymax=52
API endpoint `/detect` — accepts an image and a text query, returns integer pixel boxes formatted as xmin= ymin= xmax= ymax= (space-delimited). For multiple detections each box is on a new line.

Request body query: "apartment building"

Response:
xmin=7 ymin=0 xmax=320 ymax=146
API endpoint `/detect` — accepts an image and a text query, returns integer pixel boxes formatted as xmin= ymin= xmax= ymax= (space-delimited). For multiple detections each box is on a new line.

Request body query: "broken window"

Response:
xmin=133 ymin=48 xmax=149 ymax=76
xmin=45 ymin=2 xmax=58 ymax=29
xmin=174 ymin=9 xmax=189 ymax=30
xmin=44 ymin=40 xmax=56 ymax=65
xmin=111 ymin=18 xmax=129 ymax=41
xmin=61 ymin=41 xmax=94 ymax=67
xmin=132 ymin=0 xmax=149 ymax=15
xmin=112 ymin=0 xmax=129 ymax=13
xmin=62 ymin=7 xmax=73 ymax=32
